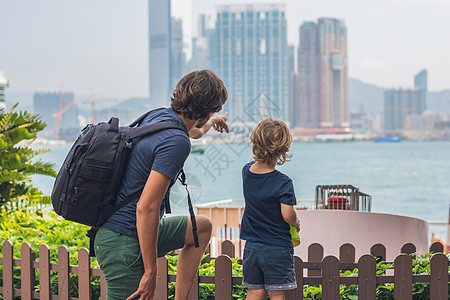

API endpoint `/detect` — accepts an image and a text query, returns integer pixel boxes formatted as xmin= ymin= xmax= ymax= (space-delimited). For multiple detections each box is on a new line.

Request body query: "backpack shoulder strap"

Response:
xmin=178 ymin=169 xmax=199 ymax=248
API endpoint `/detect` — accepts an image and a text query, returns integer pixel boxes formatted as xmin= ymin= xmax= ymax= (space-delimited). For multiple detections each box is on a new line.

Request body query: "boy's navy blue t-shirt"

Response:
xmin=240 ymin=161 xmax=297 ymax=248
xmin=103 ymin=107 xmax=191 ymax=238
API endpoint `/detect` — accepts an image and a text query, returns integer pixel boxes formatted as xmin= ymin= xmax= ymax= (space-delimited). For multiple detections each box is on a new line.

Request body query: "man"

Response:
xmin=94 ymin=70 xmax=228 ymax=300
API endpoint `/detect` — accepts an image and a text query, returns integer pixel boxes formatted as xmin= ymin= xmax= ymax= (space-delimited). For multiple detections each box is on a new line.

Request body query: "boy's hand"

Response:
xmin=294 ymin=219 xmax=301 ymax=232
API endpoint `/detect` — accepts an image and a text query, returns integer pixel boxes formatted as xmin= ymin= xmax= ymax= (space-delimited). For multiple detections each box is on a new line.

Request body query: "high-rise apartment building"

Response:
xmin=298 ymin=22 xmax=319 ymax=127
xmin=149 ymin=0 xmax=188 ymax=107
xmin=318 ymin=18 xmax=348 ymax=127
xmin=384 ymin=89 xmax=425 ymax=132
xmin=297 ymin=18 xmax=348 ymax=128
xmin=384 ymin=71 xmax=427 ymax=132
xmin=190 ymin=14 xmax=210 ymax=71
xmin=213 ymin=4 xmax=289 ymax=123
xmin=288 ymin=45 xmax=300 ymax=127
xmin=33 ymin=92 xmax=79 ymax=135
xmin=149 ymin=0 xmax=171 ymax=107
xmin=191 ymin=36 xmax=208 ymax=70
xmin=171 ymin=17 xmax=186 ymax=86
xmin=0 ymin=71 xmax=9 ymax=110
xmin=414 ymin=69 xmax=427 ymax=92
xmin=414 ymin=69 xmax=427 ymax=107
xmin=197 ymin=14 xmax=212 ymax=39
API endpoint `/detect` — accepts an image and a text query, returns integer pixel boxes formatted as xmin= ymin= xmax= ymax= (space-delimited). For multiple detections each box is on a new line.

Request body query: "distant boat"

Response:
xmin=375 ymin=136 xmax=402 ymax=143
xmin=191 ymin=145 xmax=205 ymax=154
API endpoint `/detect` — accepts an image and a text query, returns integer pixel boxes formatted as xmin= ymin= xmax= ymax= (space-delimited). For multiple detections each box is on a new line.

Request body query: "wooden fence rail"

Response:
xmin=1 ymin=240 xmax=449 ymax=299
xmin=0 ymin=241 xmax=106 ymax=300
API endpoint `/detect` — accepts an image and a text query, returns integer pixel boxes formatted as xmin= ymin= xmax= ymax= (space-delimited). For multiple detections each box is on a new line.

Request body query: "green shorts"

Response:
xmin=94 ymin=215 xmax=188 ymax=300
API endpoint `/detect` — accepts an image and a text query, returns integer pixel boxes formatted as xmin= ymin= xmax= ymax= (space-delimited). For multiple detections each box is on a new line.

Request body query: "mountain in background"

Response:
xmin=348 ymin=78 xmax=385 ymax=115
xmin=427 ymin=90 xmax=450 ymax=112
xmin=5 ymin=80 xmax=450 ymax=123
xmin=348 ymin=78 xmax=450 ymax=116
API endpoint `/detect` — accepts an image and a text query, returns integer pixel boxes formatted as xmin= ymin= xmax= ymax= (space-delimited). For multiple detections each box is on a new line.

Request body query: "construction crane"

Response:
xmin=82 ymin=96 xmax=118 ymax=124
xmin=52 ymin=99 xmax=76 ymax=139
xmin=51 ymin=85 xmax=77 ymax=138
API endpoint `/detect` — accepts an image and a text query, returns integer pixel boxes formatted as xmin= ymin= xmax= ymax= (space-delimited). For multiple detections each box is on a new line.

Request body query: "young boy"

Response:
xmin=240 ymin=118 xmax=300 ymax=300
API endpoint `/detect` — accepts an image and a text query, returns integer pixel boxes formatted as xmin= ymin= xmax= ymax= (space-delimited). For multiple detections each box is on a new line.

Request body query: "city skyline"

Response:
xmin=1 ymin=0 xmax=449 ymax=101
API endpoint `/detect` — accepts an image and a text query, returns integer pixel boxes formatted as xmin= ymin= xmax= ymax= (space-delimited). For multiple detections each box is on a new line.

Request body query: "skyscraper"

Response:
xmin=384 ymin=88 xmax=425 ymax=132
xmin=297 ymin=18 xmax=348 ymax=128
xmin=414 ymin=69 xmax=427 ymax=108
xmin=197 ymin=14 xmax=211 ymax=39
xmin=149 ymin=0 xmax=171 ymax=107
xmin=189 ymin=14 xmax=210 ymax=71
xmin=384 ymin=71 xmax=427 ymax=132
xmin=149 ymin=0 xmax=188 ymax=107
xmin=0 ymin=71 xmax=9 ymax=110
xmin=171 ymin=17 xmax=186 ymax=87
xmin=288 ymin=44 xmax=296 ymax=126
xmin=191 ymin=36 xmax=208 ymax=70
xmin=318 ymin=18 xmax=348 ymax=127
xmin=298 ymin=22 xmax=319 ymax=127
xmin=414 ymin=69 xmax=427 ymax=92
xmin=213 ymin=4 xmax=289 ymax=123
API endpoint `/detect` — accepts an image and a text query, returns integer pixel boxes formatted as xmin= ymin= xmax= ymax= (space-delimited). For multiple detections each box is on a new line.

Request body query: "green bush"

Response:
xmin=0 ymin=104 xmax=56 ymax=212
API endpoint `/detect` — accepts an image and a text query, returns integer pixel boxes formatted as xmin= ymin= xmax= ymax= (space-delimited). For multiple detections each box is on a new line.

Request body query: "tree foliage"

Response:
xmin=0 ymin=104 xmax=57 ymax=212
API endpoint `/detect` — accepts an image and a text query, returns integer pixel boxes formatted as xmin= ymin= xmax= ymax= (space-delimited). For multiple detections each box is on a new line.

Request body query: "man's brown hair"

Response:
xmin=250 ymin=118 xmax=293 ymax=166
xmin=170 ymin=70 xmax=228 ymax=120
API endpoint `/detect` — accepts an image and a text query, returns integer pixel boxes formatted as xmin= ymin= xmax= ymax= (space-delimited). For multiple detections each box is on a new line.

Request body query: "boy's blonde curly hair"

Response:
xmin=250 ymin=118 xmax=293 ymax=166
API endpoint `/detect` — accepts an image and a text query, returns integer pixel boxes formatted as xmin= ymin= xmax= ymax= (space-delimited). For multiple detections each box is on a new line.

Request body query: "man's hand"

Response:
xmin=189 ymin=112 xmax=229 ymax=139
xmin=126 ymin=270 xmax=157 ymax=300
xmin=210 ymin=112 xmax=229 ymax=133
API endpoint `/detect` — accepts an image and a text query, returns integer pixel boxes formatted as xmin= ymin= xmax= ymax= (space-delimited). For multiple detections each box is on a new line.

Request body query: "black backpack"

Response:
xmin=51 ymin=111 xmax=199 ymax=255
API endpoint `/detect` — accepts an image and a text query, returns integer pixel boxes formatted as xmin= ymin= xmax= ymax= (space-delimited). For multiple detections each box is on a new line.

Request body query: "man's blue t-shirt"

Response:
xmin=240 ymin=161 xmax=297 ymax=248
xmin=103 ymin=107 xmax=191 ymax=238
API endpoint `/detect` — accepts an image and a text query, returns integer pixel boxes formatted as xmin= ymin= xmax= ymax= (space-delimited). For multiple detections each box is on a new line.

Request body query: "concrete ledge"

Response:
xmin=295 ymin=210 xmax=429 ymax=261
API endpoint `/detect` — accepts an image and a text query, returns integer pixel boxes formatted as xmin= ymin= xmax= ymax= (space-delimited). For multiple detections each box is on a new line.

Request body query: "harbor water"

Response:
xmin=32 ymin=140 xmax=450 ymax=240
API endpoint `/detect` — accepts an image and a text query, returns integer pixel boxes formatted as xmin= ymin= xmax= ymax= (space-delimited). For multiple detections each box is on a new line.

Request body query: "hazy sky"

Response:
xmin=1 ymin=0 xmax=449 ymax=101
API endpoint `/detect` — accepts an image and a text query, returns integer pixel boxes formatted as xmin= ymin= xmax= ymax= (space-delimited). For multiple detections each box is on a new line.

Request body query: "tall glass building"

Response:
xmin=149 ymin=0 xmax=171 ymax=107
xmin=212 ymin=4 xmax=288 ymax=123
xmin=171 ymin=17 xmax=186 ymax=87
xmin=414 ymin=69 xmax=427 ymax=92
xmin=414 ymin=69 xmax=427 ymax=108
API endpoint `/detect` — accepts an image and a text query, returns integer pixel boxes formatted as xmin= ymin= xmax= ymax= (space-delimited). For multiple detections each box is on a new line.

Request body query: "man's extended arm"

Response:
xmin=126 ymin=170 xmax=171 ymax=300
xmin=189 ymin=112 xmax=229 ymax=139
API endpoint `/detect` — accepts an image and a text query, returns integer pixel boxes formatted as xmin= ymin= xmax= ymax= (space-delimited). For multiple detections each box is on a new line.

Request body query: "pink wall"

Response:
xmin=294 ymin=210 xmax=429 ymax=261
